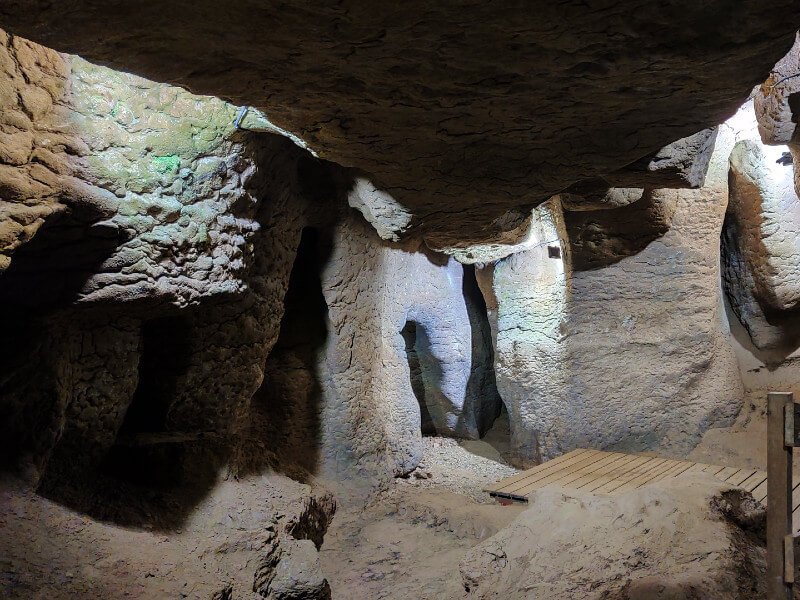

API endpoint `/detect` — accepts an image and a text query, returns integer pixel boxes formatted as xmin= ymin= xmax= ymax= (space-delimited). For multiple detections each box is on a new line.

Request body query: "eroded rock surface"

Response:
xmin=1 ymin=2 xmax=799 ymax=246
xmin=723 ymin=137 xmax=800 ymax=361
xmin=476 ymin=115 xmax=742 ymax=462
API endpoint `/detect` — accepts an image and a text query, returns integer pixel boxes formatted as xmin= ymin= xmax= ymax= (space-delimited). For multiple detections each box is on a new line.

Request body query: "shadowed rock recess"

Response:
xmin=3 ymin=6 xmax=800 ymax=600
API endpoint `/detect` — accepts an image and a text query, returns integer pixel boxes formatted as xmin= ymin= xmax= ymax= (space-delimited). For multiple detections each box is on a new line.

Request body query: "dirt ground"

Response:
xmin=1 ymin=402 xmax=784 ymax=600
xmin=0 ymin=428 xmax=524 ymax=600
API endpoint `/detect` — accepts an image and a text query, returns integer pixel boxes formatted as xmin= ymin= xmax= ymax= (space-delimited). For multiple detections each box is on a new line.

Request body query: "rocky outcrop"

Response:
xmin=0 ymin=35 xmax=337 ymax=495
xmin=460 ymin=476 xmax=765 ymax=599
xmin=723 ymin=36 xmax=800 ymax=366
xmin=603 ymin=127 xmax=719 ymax=190
xmin=475 ymin=119 xmax=743 ymax=462
xmin=722 ymin=137 xmax=800 ymax=362
xmin=316 ymin=216 xmax=502 ymax=481
xmin=754 ymin=31 xmax=800 ymax=146
xmin=1 ymin=2 xmax=799 ymax=247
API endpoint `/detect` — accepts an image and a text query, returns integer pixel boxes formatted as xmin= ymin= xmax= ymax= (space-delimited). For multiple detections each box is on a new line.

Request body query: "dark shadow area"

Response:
xmin=238 ymin=226 xmax=331 ymax=480
xmin=400 ymin=319 xmax=447 ymax=437
xmin=36 ymin=308 xmax=228 ymax=531
xmin=401 ymin=321 xmax=436 ymax=435
xmin=0 ymin=202 xmax=126 ymax=476
xmin=118 ymin=316 xmax=193 ymax=435
xmin=564 ymin=189 xmax=676 ymax=271
xmin=789 ymin=92 xmax=800 ymax=125
xmin=461 ymin=264 xmax=503 ymax=438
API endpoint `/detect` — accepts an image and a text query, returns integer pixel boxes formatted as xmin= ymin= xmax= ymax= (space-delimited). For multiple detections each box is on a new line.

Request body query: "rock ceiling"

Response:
xmin=1 ymin=1 xmax=800 ymax=246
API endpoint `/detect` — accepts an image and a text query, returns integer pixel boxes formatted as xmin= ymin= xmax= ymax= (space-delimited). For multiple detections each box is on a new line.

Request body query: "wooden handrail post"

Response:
xmin=768 ymin=391 xmax=794 ymax=600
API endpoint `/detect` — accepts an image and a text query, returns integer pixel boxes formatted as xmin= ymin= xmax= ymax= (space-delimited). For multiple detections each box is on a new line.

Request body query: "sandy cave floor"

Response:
xmin=0 ymin=398 xmax=790 ymax=600
xmin=0 ymin=432 xmax=524 ymax=600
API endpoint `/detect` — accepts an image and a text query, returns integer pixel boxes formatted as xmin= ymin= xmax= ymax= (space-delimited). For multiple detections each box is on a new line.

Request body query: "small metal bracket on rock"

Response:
xmin=234 ymin=106 xmax=249 ymax=130
xmin=765 ymin=72 xmax=800 ymax=89
xmin=784 ymin=402 xmax=800 ymax=447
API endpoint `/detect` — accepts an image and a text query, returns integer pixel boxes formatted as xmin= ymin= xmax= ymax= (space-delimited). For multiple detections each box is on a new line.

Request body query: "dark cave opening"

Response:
xmin=119 ymin=315 xmax=194 ymax=435
xmin=239 ymin=226 xmax=331 ymax=478
xmin=401 ymin=320 xmax=438 ymax=436
xmin=461 ymin=264 xmax=503 ymax=439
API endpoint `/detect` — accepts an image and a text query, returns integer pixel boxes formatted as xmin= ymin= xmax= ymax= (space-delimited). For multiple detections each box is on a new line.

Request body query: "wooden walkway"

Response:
xmin=486 ymin=449 xmax=772 ymax=506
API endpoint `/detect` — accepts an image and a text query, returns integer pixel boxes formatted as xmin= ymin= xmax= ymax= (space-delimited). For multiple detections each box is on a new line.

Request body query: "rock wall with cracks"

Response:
xmin=0 ymin=31 xmax=507 ymax=499
xmin=474 ymin=119 xmax=745 ymax=462
xmin=0 ymin=33 xmax=337 ymax=504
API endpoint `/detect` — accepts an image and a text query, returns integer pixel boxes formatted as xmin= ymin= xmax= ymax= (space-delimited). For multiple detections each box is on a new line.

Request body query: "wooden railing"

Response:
xmin=767 ymin=391 xmax=797 ymax=600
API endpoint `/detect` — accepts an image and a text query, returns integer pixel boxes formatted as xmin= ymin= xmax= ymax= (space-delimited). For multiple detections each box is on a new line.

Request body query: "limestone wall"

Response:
xmin=475 ymin=126 xmax=745 ymax=462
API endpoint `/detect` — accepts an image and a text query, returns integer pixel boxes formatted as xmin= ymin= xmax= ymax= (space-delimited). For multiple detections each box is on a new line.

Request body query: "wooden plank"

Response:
xmin=484 ymin=448 xmax=589 ymax=492
xmin=497 ymin=450 xmax=604 ymax=495
xmin=484 ymin=449 xmax=590 ymax=493
xmin=553 ymin=452 xmax=629 ymax=489
xmin=511 ymin=450 xmax=614 ymax=496
xmin=701 ymin=464 xmax=727 ymax=476
xmin=611 ymin=459 xmax=686 ymax=493
xmin=500 ymin=450 xmax=605 ymax=495
xmin=767 ymin=391 xmax=793 ymax=600
xmin=645 ymin=460 xmax=694 ymax=485
xmin=790 ymin=480 xmax=800 ymax=513
xmin=753 ymin=479 xmax=769 ymax=503
xmin=561 ymin=452 xmax=631 ymax=489
xmin=580 ymin=456 xmax=656 ymax=492
xmin=715 ymin=466 xmax=741 ymax=482
xmin=727 ymin=469 xmax=758 ymax=487
xmin=682 ymin=462 xmax=711 ymax=474
xmin=740 ymin=471 xmax=767 ymax=492
xmin=584 ymin=456 xmax=666 ymax=494
xmin=486 ymin=448 xmax=782 ymax=512
xmin=575 ymin=454 xmax=655 ymax=492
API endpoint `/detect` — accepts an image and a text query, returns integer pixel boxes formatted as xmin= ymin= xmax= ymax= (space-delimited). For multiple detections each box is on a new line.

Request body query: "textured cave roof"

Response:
xmin=2 ymin=0 xmax=799 ymax=246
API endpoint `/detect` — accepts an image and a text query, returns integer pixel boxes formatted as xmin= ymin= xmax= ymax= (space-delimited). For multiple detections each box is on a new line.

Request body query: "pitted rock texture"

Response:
xmin=723 ymin=138 xmax=800 ymax=359
xmin=0 ymin=34 xmax=348 ymax=493
xmin=0 ymin=31 xmax=72 ymax=272
xmin=754 ymin=31 xmax=800 ymax=146
xmin=0 ymin=50 xmax=265 ymax=309
xmin=1 ymin=2 xmax=799 ymax=246
xmin=478 ymin=117 xmax=743 ymax=461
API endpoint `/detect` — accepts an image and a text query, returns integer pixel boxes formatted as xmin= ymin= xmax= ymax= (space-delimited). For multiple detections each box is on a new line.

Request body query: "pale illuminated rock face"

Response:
xmin=476 ymin=124 xmax=743 ymax=462
xmin=723 ymin=138 xmax=800 ymax=360
xmin=316 ymin=215 xmax=502 ymax=480
xmin=725 ymin=36 xmax=800 ymax=365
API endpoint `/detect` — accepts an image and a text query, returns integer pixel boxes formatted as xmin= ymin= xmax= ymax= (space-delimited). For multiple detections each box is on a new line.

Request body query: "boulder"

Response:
xmin=722 ymin=137 xmax=800 ymax=361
